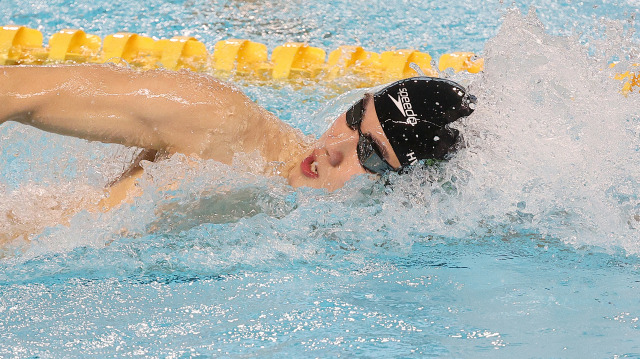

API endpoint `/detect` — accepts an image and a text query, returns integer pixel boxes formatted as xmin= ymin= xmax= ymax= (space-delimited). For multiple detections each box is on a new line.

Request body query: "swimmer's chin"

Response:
xmin=286 ymin=163 xmax=324 ymax=190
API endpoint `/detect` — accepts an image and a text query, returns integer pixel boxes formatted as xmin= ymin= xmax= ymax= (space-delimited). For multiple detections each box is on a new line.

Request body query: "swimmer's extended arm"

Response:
xmin=0 ymin=64 xmax=305 ymax=164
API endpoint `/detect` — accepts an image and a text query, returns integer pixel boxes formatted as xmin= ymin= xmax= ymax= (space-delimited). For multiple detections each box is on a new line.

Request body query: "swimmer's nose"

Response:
xmin=323 ymin=131 xmax=358 ymax=167
xmin=327 ymin=150 xmax=344 ymax=167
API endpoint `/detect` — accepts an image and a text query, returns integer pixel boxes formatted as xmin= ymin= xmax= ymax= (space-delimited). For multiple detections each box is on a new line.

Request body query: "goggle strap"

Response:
xmin=346 ymin=98 xmax=364 ymax=129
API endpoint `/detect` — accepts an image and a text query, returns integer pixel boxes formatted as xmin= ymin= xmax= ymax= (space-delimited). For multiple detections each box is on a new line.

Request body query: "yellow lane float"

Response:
xmin=48 ymin=29 xmax=101 ymax=62
xmin=0 ymin=25 xmax=486 ymax=86
xmin=155 ymin=36 xmax=208 ymax=71
xmin=612 ymin=63 xmax=640 ymax=96
xmin=379 ymin=49 xmax=438 ymax=81
xmin=268 ymin=42 xmax=326 ymax=80
xmin=212 ymin=39 xmax=268 ymax=76
xmin=438 ymin=52 xmax=484 ymax=74
xmin=326 ymin=46 xmax=379 ymax=78
xmin=0 ymin=25 xmax=47 ymax=65
xmin=101 ymin=32 xmax=157 ymax=68
xmin=2 ymin=24 xmax=635 ymax=94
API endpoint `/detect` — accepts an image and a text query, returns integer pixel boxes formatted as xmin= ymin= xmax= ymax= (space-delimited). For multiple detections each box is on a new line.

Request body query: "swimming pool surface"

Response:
xmin=2 ymin=0 xmax=640 ymax=357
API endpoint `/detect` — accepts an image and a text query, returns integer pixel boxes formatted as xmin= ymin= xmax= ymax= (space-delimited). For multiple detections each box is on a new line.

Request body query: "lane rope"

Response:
xmin=0 ymin=25 xmax=636 ymax=93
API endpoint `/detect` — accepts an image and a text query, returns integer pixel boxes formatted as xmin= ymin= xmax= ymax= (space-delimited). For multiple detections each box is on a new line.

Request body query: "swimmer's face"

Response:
xmin=288 ymin=94 xmax=402 ymax=191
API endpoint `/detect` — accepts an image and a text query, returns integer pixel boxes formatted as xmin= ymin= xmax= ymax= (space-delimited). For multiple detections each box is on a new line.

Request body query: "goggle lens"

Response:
xmin=357 ymin=134 xmax=395 ymax=175
xmin=346 ymin=97 xmax=398 ymax=175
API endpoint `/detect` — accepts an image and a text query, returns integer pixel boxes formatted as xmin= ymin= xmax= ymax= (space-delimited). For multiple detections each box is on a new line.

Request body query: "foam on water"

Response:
xmin=382 ymin=9 xmax=640 ymax=253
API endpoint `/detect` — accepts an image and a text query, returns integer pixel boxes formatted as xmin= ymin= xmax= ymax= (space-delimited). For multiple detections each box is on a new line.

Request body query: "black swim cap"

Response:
xmin=373 ymin=76 xmax=475 ymax=167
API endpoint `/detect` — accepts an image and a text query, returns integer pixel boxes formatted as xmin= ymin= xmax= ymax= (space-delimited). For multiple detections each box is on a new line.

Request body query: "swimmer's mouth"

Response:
xmin=301 ymin=154 xmax=319 ymax=179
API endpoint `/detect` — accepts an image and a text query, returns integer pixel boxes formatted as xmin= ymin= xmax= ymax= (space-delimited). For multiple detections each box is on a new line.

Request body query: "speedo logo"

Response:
xmin=406 ymin=151 xmax=418 ymax=165
xmin=388 ymin=87 xmax=418 ymax=126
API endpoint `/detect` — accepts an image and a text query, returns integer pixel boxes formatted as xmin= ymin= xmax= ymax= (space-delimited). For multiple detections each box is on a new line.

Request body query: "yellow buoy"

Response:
xmin=612 ymin=63 xmax=639 ymax=96
xmin=378 ymin=50 xmax=437 ymax=81
xmin=155 ymin=36 xmax=208 ymax=71
xmin=0 ymin=25 xmax=46 ymax=65
xmin=212 ymin=39 xmax=268 ymax=76
xmin=438 ymin=52 xmax=484 ymax=73
xmin=48 ymin=29 xmax=101 ymax=62
xmin=269 ymin=42 xmax=326 ymax=80
xmin=326 ymin=46 xmax=381 ymax=82
xmin=101 ymin=32 xmax=157 ymax=68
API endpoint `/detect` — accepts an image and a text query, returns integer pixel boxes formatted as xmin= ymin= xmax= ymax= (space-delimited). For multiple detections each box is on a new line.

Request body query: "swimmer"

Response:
xmin=0 ymin=64 xmax=475 ymax=227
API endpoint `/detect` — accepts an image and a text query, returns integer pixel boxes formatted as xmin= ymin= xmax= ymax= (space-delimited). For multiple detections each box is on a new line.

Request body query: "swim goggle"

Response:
xmin=345 ymin=96 xmax=399 ymax=175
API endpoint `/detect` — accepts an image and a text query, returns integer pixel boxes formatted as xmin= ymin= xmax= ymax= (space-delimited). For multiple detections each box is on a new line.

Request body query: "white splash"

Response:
xmin=388 ymin=9 xmax=640 ymax=253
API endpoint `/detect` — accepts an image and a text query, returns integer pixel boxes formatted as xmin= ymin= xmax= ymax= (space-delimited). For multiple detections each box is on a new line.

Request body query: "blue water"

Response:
xmin=2 ymin=0 xmax=640 ymax=357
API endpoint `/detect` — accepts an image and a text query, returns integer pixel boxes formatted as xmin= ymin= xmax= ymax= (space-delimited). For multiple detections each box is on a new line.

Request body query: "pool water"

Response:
xmin=2 ymin=0 xmax=640 ymax=357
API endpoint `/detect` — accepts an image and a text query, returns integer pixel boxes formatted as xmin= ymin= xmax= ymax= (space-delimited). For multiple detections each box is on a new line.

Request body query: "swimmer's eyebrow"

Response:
xmin=362 ymin=93 xmax=393 ymax=163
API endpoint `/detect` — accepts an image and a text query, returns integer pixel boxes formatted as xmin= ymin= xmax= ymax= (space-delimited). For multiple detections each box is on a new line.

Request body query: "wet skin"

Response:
xmin=287 ymin=94 xmax=402 ymax=191
xmin=100 ymin=94 xmax=402 ymax=215
xmin=0 ymin=65 xmax=406 ymax=242
xmin=1 ymin=65 xmax=402 ymax=211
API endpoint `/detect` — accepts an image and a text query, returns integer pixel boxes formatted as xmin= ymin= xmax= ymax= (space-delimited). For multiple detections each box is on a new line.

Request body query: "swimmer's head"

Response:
xmin=287 ymin=76 xmax=475 ymax=190
xmin=373 ymin=76 xmax=475 ymax=168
